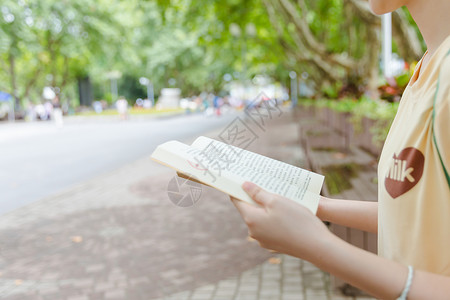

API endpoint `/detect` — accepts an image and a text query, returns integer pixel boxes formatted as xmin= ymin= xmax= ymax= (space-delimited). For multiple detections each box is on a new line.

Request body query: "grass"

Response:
xmin=322 ymin=163 xmax=362 ymax=195
xmin=312 ymin=147 xmax=339 ymax=152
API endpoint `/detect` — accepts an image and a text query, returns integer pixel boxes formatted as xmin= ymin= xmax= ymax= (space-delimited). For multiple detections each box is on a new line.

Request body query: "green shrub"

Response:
xmin=299 ymin=97 xmax=399 ymax=146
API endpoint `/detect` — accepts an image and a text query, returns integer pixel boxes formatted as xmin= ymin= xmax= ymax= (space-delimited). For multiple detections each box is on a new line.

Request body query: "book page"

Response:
xmin=151 ymin=140 xmax=259 ymax=206
xmin=191 ymin=136 xmax=324 ymax=199
xmin=152 ymin=136 xmax=324 ymax=213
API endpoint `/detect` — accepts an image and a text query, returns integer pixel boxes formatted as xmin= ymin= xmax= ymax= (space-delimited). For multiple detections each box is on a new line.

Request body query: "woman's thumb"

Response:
xmin=242 ymin=182 xmax=268 ymax=206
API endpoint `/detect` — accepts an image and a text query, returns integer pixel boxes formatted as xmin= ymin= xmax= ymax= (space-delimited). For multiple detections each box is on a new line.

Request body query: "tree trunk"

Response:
xmin=8 ymin=53 xmax=20 ymax=110
xmin=277 ymin=0 xmax=358 ymax=70
xmin=392 ymin=9 xmax=424 ymax=61
xmin=365 ymin=25 xmax=381 ymax=98
xmin=264 ymin=0 xmax=349 ymax=88
xmin=263 ymin=0 xmax=423 ymax=98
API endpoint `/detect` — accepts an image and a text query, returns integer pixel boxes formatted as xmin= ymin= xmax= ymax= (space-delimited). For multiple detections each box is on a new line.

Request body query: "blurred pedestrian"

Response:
xmin=213 ymin=95 xmax=222 ymax=116
xmin=93 ymin=101 xmax=103 ymax=114
xmin=116 ymin=96 xmax=128 ymax=120
xmin=143 ymin=99 xmax=152 ymax=109
xmin=52 ymin=95 xmax=64 ymax=128
xmin=25 ymin=103 xmax=37 ymax=122
xmin=44 ymin=101 xmax=53 ymax=121
xmin=135 ymin=98 xmax=144 ymax=109
xmin=35 ymin=103 xmax=45 ymax=120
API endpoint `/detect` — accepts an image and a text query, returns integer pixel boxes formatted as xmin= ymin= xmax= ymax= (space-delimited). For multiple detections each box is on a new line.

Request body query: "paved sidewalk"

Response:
xmin=0 ymin=110 xmax=374 ymax=299
xmin=155 ymin=255 xmax=337 ymax=300
xmin=154 ymin=111 xmax=376 ymax=300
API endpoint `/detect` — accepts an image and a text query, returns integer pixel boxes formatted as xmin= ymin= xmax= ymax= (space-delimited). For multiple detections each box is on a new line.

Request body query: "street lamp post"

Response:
xmin=148 ymin=82 xmax=154 ymax=107
xmin=382 ymin=13 xmax=392 ymax=78
xmin=106 ymin=71 xmax=122 ymax=102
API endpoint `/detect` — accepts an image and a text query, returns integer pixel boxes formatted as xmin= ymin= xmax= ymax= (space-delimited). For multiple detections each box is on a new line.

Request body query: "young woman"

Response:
xmin=231 ymin=0 xmax=450 ymax=298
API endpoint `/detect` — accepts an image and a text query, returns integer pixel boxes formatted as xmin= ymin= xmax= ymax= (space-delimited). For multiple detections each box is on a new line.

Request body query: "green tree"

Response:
xmin=0 ymin=0 xmax=425 ymax=112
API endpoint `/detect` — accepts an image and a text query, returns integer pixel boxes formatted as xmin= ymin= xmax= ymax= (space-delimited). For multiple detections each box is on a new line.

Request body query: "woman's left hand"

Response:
xmin=231 ymin=181 xmax=332 ymax=261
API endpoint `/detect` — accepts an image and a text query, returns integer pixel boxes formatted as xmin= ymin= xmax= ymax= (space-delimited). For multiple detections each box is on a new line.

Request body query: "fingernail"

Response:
xmin=242 ymin=182 xmax=253 ymax=191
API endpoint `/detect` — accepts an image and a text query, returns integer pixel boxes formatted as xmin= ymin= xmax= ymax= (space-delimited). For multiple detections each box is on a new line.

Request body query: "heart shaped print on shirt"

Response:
xmin=385 ymin=147 xmax=425 ymax=199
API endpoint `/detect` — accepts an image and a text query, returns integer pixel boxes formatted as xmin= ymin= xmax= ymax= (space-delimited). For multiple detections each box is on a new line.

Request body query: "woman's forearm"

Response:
xmin=317 ymin=196 xmax=378 ymax=233
xmin=308 ymin=232 xmax=450 ymax=299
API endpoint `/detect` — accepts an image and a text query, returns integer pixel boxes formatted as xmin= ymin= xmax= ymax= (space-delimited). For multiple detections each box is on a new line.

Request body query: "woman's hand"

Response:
xmin=231 ymin=181 xmax=332 ymax=262
xmin=233 ymin=183 xmax=450 ymax=300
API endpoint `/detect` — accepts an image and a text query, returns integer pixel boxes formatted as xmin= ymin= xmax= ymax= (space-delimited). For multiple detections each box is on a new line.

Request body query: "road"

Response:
xmin=0 ymin=112 xmax=239 ymax=215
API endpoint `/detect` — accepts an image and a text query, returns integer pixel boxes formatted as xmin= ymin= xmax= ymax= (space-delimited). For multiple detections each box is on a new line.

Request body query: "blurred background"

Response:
xmin=0 ymin=0 xmax=424 ymax=118
xmin=0 ymin=0 xmax=424 ymax=299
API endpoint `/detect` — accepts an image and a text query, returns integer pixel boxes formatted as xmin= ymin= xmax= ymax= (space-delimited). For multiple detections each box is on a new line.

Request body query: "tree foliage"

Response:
xmin=0 ymin=0 xmax=424 ymax=110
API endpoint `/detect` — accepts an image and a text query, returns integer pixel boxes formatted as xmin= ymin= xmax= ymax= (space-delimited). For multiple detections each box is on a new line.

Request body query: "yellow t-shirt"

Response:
xmin=378 ymin=35 xmax=450 ymax=275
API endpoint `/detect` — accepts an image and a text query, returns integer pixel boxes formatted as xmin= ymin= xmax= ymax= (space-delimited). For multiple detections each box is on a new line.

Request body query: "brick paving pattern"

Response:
xmin=0 ymin=110 xmax=376 ymax=299
xmin=155 ymin=254 xmax=353 ymax=300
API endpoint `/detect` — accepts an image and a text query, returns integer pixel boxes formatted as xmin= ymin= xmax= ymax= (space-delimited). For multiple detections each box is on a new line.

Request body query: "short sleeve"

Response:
xmin=434 ymin=52 xmax=450 ymax=176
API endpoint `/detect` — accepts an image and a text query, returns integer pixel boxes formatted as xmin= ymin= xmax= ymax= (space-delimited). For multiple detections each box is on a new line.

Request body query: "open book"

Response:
xmin=151 ymin=136 xmax=324 ymax=214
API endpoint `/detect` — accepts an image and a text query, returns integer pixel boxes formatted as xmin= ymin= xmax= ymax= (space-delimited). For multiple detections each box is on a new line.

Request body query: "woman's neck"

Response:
xmin=406 ymin=0 xmax=450 ymax=58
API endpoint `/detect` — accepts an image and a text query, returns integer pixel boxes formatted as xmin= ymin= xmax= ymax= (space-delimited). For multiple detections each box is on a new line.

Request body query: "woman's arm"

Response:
xmin=314 ymin=227 xmax=450 ymax=299
xmin=231 ymin=182 xmax=450 ymax=299
xmin=317 ymin=196 xmax=378 ymax=233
